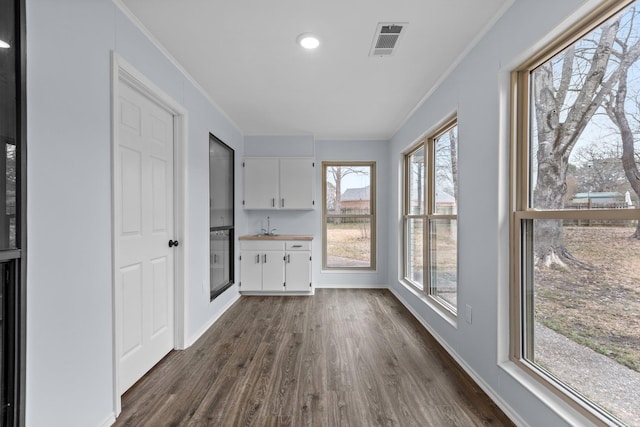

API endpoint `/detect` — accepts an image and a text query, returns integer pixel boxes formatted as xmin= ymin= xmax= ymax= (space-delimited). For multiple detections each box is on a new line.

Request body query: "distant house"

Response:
xmin=341 ymin=185 xmax=370 ymax=211
xmin=571 ymin=191 xmax=624 ymax=205
xmin=435 ymin=191 xmax=456 ymax=212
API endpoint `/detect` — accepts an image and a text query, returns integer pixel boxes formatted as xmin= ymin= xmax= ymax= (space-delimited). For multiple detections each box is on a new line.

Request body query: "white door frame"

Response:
xmin=111 ymin=52 xmax=189 ymax=416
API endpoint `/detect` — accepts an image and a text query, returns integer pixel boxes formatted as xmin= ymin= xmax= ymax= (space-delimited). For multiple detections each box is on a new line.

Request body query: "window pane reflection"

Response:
xmin=429 ymin=219 xmax=457 ymax=308
xmin=408 ymin=147 xmax=425 ymax=215
xmin=405 ymin=217 xmax=424 ymax=289
xmin=434 ymin=128 xmax=458 ymax=215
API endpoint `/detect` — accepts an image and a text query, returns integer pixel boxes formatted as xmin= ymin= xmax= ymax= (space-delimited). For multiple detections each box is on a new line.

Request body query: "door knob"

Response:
xmin=168 ymin=240 xmax=179 ymax=248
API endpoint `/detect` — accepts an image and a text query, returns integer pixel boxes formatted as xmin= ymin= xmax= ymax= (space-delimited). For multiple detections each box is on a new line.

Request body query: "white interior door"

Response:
xmin=116 ymin=80 xmax=175 ymax=394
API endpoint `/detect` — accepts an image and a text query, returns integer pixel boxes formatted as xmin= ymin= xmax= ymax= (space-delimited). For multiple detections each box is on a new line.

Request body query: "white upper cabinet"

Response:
xmin=279 ymin=158 xmax=314 ymax=209
xmin=243 ymin=157 xmax=315 ymax=210
xmin=243 ymin=158 xmax=279 ymax=209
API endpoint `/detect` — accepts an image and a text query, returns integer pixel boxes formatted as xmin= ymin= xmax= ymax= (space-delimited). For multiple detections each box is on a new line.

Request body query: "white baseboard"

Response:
xmin=388 ymin=287 xmax=527 ymax=427
xmin=240 ymin=290 xmax=314 ymax=296
xmin=100 ymin=413 xmax=116 ymax=427
xmin=187 ymin=292 xmax=241 ymax=347
xmin=315 ymin=283 xmax=388 ymax=289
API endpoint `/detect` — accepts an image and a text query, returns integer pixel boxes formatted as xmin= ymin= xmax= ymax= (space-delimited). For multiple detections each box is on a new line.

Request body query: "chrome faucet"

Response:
xmin=260 ymin=216 xmax=277 ymax=235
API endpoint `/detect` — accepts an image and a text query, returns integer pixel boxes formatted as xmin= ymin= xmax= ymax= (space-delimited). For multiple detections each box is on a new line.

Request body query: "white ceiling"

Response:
xmin=121 ymin=0 xmax=511 ymax=140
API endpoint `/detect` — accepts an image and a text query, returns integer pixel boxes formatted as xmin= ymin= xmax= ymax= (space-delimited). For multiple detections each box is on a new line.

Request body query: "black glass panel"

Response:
xmin=0 ymin=0 xmax=17 ymax=250
xmin=209 ymin=136 xmax=234 ymax=228
xmin=209 ymin=135 xmax=234 ymax=300
xmin=1 ymin=260 xmax=17 ymax=427
xmin=0 ymin=1 xmax=22 ymax=425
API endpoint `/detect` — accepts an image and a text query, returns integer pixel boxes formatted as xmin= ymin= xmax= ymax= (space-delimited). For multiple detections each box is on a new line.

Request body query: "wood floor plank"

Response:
xmin=294 ymin=293 xmax=328 ymax=427
xmin=266 ymin=332 xmax=302 ymax=417
xmin=114 ymin=289 xmax=515 ymax=427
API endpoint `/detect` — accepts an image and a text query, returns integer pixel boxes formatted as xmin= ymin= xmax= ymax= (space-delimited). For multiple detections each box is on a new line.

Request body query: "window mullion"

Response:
xmin=422 ymin=139 xmax=429 ymax=296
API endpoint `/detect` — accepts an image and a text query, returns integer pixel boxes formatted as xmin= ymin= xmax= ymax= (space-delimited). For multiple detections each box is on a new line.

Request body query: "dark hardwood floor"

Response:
xmin=114 ymin=289 xmax=514 ymax=427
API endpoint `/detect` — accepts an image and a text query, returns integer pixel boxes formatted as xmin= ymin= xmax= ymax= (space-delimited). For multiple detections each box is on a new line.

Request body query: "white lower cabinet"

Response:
xmin=240 ymin=239 xmax=312 ymax=293
xmin=284 ymin=241 xmax=312 ymax=291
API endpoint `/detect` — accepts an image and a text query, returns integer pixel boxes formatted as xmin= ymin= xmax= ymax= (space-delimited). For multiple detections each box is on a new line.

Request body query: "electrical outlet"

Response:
xmin=465 ymin=304 xmax=472 ymax=324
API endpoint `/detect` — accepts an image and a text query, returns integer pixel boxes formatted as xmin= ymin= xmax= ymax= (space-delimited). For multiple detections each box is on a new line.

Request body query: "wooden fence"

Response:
xmin=563 ymin=202 xmax=637 ymax=227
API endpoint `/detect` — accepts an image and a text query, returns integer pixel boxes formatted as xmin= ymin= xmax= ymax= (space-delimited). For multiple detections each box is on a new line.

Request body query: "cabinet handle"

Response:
xmin=256 ymin=254 xmax=260 ymax=263
xmin=272 ymin=198 xmax=275 ymax=207
xmin=213 ymin=254 xmax=218 ymax=263
xmin=281 ymin=198 xmax=285 ymax=208
xmin=263 ymin=254 xmax=267 ymax=263
xmin=292 ymin=244 xmax=302 ymax=248
xmin=287 ymin=254 xmax=290 ymax=263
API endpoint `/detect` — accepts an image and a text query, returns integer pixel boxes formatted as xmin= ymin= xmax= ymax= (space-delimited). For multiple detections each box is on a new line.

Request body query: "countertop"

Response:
xmin=239 ymin=235 xmax=313 ymax=241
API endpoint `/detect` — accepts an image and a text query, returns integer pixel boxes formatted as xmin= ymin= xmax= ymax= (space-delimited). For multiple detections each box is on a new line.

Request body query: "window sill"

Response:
xmin=321 ymin=268 xmax=378 ymax=274
xmin=398 ymin=279 xmax=458 ymax=328
xmin=498 ymin=359 xmax=599 ymax=426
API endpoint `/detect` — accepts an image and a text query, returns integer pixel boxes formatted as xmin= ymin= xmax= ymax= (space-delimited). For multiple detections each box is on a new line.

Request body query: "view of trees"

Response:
xmin=532 ymin=3 xmax=640 ymax=264
xmin=569 ymin=142 xmax=629 ymax=197
xmin=326 ymin=165 xmax=367 ymax=215
xmin=435 ymin=127 xmax=458 ymax=202
xmin=407 ymin=126 xmax=458 ymax=215
xmin=524 ymin=6 xmax=640 ymax=423
xmin=324 ymin=164 xmax=374 ymax=269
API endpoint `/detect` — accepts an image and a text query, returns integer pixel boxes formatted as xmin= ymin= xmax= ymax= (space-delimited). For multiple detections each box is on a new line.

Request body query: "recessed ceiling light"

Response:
xmin=297 ymin=33 xmax=320 ymax=50
xmin=0 ymin=40 xmax=10 ymax=49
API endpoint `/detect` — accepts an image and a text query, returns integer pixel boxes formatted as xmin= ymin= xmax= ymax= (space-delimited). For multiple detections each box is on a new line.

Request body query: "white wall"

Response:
xmin=388 ymin=0 xmax=603 ymax=426
xmin=26 ymin=1 xmax=244 ymax=426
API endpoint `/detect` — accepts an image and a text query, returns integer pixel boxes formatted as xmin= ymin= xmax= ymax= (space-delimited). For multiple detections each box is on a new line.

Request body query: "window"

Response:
xmin=0 ymin=0 xmax=26 ymax=425
xmin=403 ymin=118 xmax=458 ymax=316
xmin=512 ymin=1 xmax=640 ymax=425
xmin=322 ymin=162 xmax=376 ymax=270
xmin=209 ymin=134 xmax=234 ymax=301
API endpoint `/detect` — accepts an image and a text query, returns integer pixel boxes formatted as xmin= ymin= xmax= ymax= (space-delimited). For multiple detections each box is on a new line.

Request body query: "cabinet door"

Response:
xmin=244 ymin=158 xmax=279 ymax=209
xmin=240 ymin=250 xmax=263 ymax=291
xmin=261 ymin=250 xmax=285 ymax=291
xmin=286 ymin=252 xmax=311 ymax=291
xmin=279 ymin=158 xmax=314 ymax=209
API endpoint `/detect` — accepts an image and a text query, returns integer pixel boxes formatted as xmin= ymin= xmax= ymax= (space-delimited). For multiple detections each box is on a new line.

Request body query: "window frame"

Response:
xmin=510 ymin=1 xmax=638 ymax=425
xmin=403 ymin=116 xmax=458 ymax=318
xmin=208 ymin=133 xmax=234 ymax=301
xmin=322 ymin=161 xmax=376 ymax=271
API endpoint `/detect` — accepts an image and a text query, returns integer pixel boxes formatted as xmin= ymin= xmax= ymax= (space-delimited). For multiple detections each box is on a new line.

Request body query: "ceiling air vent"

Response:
xmin=369 ymin=22 xmax=408 ymax=57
